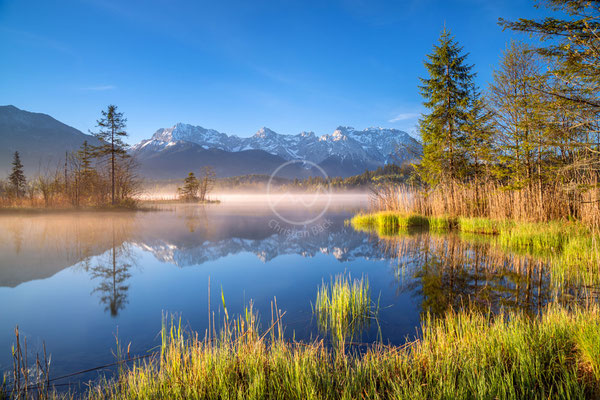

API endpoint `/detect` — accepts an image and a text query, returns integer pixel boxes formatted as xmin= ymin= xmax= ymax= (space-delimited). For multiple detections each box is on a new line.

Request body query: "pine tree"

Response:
xmin=463 ymin=96 xmax=495 ymax=181
xmin=178 ymin=172 xmax=200 ymax=201
xmin=9 ymin=151 xmax=26 ymax=198
xmin=417 ymin=27 xmax=482 ymax=186
xmin=91 ymin=105 xmax=128 ymax=205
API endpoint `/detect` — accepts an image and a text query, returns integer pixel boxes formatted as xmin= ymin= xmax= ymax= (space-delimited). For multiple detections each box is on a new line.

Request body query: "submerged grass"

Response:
xmin=313 ymin=273 xmax=376 ymax=345
xmin=79 ymin=305 xmax=600 ymax=399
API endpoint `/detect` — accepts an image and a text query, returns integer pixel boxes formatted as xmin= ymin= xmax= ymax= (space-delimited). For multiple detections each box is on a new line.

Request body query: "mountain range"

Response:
xmin=0 ymin=105 xmax=421 ymax=179
xmin=132 ymin=123 xmax=421 ymax=178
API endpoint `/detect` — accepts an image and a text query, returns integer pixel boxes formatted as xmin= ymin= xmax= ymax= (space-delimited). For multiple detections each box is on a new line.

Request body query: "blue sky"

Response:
xmin=0 ymin=0 xmax=548 ymax=144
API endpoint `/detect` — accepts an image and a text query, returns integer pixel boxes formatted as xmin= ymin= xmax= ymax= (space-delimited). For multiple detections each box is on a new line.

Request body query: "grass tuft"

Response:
xmin=313 ymin=273 xmax=376 ymax=346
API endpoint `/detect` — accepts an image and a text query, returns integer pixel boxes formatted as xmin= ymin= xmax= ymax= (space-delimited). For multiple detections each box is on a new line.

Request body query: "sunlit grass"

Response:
xmin=312 ymin=273 xmax=377 ymax=346
xmin=428 ymin=215 xmax=457 ymax=231
xmin=351 ymin=211 xmax=600 ymax=286
xmin=350 ymin=212 xmax=428 ymax=235
xmin=457 ymin=216 xmax=509 ymax=235
xmin=82 ymin=305 xmax=600 ymax=399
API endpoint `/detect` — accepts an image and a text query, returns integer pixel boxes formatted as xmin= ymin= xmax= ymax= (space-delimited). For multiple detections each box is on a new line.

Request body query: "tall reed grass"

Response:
xmin=7 ymin=300 xmax=600 ymax=399
xmin=372 ymin=180 xmax=600 ymax=229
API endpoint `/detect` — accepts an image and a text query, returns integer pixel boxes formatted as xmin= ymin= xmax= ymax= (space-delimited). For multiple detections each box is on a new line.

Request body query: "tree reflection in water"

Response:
xmin=87 ymin=220 xmax=136 ymax=316
xmin=378 ymin=232 xmax=588 ymax=318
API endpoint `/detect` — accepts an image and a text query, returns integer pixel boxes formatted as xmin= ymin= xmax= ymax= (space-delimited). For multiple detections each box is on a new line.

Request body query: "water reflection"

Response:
xmin=379 ymin=231 xmax=595 ymax=317
xmin=2 ymin=203 xmax=599 ymax=384
xmin=0 ymin=206 xmax=593 ymax=318
xmin=86 ymin=225 xmax=136 ymax=316
xmin=0 ymin=213 xmax=137 ymax=287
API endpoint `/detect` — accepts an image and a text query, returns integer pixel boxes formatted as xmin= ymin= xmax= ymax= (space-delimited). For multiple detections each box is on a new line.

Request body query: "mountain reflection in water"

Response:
xmin=0 ymin=202 xmax=590 ymax=382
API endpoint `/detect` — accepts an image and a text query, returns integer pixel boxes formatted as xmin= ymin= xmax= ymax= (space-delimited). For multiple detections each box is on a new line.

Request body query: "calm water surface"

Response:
xmin=0 ymin=199 xmax=562 ymax=385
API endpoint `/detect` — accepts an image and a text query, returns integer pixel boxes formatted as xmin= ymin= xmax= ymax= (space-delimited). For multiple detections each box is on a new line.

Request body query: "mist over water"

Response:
xmin=0 ymin=195 xmax=576 ymax=385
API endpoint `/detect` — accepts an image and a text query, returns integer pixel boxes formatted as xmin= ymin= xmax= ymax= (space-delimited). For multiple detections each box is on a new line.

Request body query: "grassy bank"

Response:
xmin=351 ymin=211 xmax=600 ymax=284
xmin=6 ymin=303 xmax=600 ymax=399
xmin=65 ymin=305 xmax=600 ymax=399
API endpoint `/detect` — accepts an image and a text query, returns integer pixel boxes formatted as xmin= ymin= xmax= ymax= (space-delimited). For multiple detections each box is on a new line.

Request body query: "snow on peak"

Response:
xmin=254 ymin=127 xmax=278 ymax=138
xmin=134 ymin=123 xmax=422 ymax=165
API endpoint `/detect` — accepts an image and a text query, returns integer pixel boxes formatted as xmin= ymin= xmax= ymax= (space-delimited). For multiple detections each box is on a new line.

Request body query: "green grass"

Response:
xmin=428 ymin=215 xmax=457 ymax=231
xmin=80 ymin=305 xmax=600 ymax=400
xmin=350 ymin=212 xmax=428 ymax=235
xmin=312 ymin=273 xmax=376 ymax=345
xmin=351 ymin=211 xmax=600 ymax=285
xmin=457 ymin=216 xmax=510 ymax=235
xmin=497 ymin=221 xmax=585 ymax=253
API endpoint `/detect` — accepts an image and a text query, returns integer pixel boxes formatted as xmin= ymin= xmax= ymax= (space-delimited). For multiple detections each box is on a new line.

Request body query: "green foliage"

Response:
xmin=428 ymin=215 xmax=458 ymax=231
xmin=418 ymin=27 xmax=486 ymax=185
xmin=499 ymin=1 xmax=600 ymax=112
xmin=178 ymin=172 xmax=200 ymax=201
xmin=350 ymin=212 xmax=429 ymax=235
xmin=457 ymin=217 xmax=509 ymax=235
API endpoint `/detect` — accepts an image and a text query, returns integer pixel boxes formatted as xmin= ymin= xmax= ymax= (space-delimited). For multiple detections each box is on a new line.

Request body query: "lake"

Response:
xmin=0 ymin=196 xmax=577 ymax=388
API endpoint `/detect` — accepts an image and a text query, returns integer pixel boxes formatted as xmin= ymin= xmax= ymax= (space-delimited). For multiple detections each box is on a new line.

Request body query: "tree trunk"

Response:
xmin=111 ymin=125 xmax=115 ymax=205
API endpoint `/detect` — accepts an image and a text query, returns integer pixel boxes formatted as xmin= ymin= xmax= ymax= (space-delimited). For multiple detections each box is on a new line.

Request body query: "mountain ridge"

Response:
xmin=0 ymin=105 xmax=422 ymax=179
xmin=0 ymin=105 xmax=97 ymax=174
xmin=133 ymin=123 xmax=421 ymax=178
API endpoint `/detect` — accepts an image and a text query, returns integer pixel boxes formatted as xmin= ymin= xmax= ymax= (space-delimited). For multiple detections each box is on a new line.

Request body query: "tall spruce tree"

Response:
xmin=92 ymin=105 xmax=128 ymax=205
xmin=418 ymin=28 xmax=482 ymax=186
xmin=9 ymin=151 xmax=26 ymax=198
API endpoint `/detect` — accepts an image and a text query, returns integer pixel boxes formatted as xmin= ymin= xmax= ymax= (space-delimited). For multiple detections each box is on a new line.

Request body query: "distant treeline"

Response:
xmin=215 ymin=163 xmax=415 ymax=191
xmin=0 ymin=105 xmax=141 ymax=208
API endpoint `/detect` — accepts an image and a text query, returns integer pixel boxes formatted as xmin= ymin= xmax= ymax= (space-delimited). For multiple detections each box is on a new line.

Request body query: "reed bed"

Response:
xmin=77 ymin=305 xmax=600 ymax=399
xmin=371 ymin=180 xmax=600 ymax=229
xmin=312 ymin=273 xmax=376 ymax=345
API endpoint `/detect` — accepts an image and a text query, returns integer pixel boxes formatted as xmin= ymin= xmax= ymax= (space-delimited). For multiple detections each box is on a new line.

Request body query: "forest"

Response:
xmin=389 ymin=0 xmax=600 ymax=229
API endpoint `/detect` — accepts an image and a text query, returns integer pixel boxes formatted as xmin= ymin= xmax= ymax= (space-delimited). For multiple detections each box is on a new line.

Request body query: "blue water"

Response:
xmin=0 ymin=201 xmax=550 ymax=388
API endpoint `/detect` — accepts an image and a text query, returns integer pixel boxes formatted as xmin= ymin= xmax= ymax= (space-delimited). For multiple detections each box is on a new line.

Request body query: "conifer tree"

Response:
xmin=499 ymin=1 xmax=600 ymax=112
xmin=178 ymin=172 xmax=200 ymax=200
xmin=9 ymin=151 xmax=26 ymax=198
xmin=417 ymin=27 xmax=483 ymax=186
xmin=92 ymin=105 xmax=128 ymax=205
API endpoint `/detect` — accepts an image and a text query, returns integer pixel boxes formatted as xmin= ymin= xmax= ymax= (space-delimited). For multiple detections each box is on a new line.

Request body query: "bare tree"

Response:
xmin=198 ymin=166 xmax=216 ymax=202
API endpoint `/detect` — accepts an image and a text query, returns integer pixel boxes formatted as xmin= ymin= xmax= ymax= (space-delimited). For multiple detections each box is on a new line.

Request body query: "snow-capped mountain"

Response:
xmin=132 ymin=123 xmax=421 ymax=178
